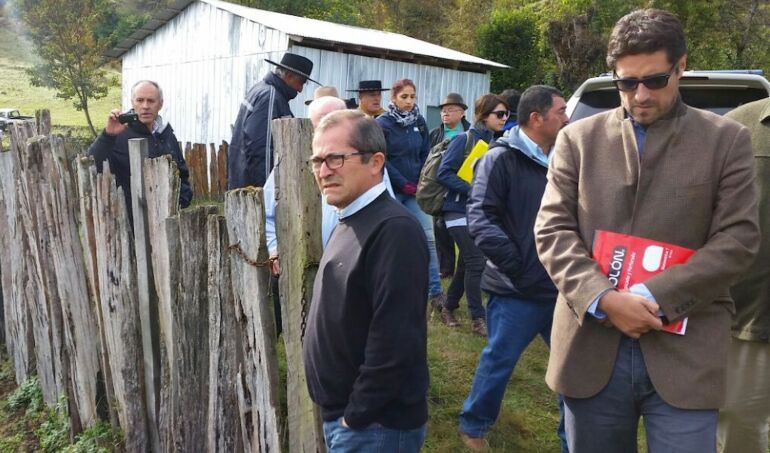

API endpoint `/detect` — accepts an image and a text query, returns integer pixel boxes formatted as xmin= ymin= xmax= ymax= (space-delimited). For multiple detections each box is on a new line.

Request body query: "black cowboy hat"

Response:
xmin=347 ymin=80 xmax=390 ymax=92
xmin=265 ymin=52 xmax=320 ymax=84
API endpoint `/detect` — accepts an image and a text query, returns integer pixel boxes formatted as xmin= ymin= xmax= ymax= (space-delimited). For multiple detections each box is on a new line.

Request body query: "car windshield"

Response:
xmin=571 ymin=86 xmax=769 ymax=121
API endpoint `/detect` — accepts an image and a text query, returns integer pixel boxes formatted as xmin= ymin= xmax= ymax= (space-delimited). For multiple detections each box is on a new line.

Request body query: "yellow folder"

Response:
xmin=457 ymin=139 xmax=489 ymax=183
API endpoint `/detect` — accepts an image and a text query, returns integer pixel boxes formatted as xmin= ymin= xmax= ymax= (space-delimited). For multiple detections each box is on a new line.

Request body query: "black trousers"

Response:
xmin=434 ymin=216 xmax=456 ymax=275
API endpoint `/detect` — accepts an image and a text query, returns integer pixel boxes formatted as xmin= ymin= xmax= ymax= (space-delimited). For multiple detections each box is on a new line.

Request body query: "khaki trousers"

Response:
xmin=717 ymin=338 xmax=770 ymax=453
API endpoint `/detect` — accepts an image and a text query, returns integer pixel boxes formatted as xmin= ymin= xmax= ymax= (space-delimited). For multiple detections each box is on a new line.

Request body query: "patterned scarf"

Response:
xmin=386 ymin=102 xmax=422 ymax=128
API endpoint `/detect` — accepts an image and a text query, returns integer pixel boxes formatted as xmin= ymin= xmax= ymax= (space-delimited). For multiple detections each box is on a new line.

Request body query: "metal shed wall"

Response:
xmin=290 ymin=46 xmax=491 ymax=125
xmin=121 ymin=1 xmax=491 ymax=146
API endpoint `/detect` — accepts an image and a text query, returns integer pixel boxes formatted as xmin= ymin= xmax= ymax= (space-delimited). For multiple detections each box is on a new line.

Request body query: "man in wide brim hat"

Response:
xmin=265 ymin=52 xmax=320 ymax=84
xmin=348 ymin=80 xmax=390 ymax=118
xmin=228 ymin=52 xmax=317 ymax=189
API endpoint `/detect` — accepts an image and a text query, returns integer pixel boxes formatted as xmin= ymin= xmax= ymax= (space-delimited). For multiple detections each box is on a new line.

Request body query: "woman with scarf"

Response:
xmin=436 ymin=94 xmax=509 ymax=337
xmin=376 ymin=79 xmax=445 ymax=310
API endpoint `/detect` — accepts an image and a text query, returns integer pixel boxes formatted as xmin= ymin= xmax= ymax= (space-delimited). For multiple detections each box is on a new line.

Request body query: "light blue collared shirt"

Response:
xmin=337 ymin=182 xmax=387 ymax=219
xmin=517 ymin=127 xmax=553 ymax=168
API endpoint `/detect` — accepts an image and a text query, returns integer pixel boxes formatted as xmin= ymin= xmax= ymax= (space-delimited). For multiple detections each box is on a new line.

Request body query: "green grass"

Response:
xmin=423 ymin=299 xmax=562 ymax=452
xmin=0 ymin=349 xmax=124 ymax=452
xmin=0 ymin=15 xmax=122 ymax=145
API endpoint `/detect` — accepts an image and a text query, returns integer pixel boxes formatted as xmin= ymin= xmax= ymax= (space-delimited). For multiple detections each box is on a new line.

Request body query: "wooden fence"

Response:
xmin=183 ymin=142 xmax=228 ymax=200
xmin=0 ymin=114 xmax=325 ymax=452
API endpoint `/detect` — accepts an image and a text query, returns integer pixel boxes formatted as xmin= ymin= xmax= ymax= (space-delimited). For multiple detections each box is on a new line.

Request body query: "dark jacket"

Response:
xmin=437 ymin=124 xmax=493 ymax=214
xmin=467 ymin=128 xmax=556 ymax=302
xmin=376 ymin=113 xmax=430 ymax=193
xmin=429 ymin=117 xmax=471 ymax=148
xmin=88 ymin=119 xmax=192 ymax=209
xmin=725 ymin=98 xmax=770 ymax=343
xmin=227 ymin=72 xmax=297 ymax=189
xmin=303 ymin=192 xmax=429 ymax=430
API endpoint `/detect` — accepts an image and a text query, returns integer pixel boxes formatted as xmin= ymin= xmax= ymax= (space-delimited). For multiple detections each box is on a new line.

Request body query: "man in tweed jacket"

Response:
xmin=534 ymin=9 xmax=760 ymax=452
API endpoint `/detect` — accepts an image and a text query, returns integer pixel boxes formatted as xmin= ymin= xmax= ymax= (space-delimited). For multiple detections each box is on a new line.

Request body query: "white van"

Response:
xmin=567 ymin=70 xmax=770 ymax=122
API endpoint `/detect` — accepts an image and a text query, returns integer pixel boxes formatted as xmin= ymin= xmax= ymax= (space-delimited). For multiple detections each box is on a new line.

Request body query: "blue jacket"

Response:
xmin=376 ymin=114 xmax=430 ymax=193
xmin=89 ymin=118 xmax=192 ymax=209
xmin=227 ymin=72 xmax=297 ymax=189
xmin=467 ymin=127 xmax=556 ymax=302
xmin=436 ymin=124 xmax=493 ymax=214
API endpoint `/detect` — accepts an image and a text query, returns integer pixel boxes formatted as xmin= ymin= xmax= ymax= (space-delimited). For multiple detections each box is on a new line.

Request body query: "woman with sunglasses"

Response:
xmin=435 ymin=94 xmax=509 ymax=336
xmin=376 ymin=79 xmax=446 ymax=309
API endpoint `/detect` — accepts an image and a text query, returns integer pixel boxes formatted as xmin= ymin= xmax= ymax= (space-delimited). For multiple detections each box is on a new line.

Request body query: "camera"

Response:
xmin=118 ymin=112 xmax=139 ymax=124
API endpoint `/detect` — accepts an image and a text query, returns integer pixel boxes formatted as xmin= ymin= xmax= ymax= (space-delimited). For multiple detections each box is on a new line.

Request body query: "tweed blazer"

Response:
xmin=534 ymin=99 xmax=760 ymax=410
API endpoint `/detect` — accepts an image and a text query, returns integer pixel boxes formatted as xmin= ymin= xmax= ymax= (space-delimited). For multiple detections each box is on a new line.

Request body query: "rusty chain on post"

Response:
xmin=227 ymin=240 xmax=273 ymax=267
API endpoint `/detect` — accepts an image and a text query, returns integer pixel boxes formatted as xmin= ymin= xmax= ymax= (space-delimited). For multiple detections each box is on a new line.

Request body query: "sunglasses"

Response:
xmin=490 ymin=110 xmax=509 ymax=119
xmin=612 ymin=63 xmax=677 ymax=92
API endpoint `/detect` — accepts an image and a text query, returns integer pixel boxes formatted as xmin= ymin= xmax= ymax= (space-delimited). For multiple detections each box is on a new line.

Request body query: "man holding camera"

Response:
xmin=89 ymin=79 xmax=192 ymax=209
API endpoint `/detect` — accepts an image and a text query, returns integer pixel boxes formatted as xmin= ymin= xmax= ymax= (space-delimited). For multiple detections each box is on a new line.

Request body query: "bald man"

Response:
xmin=309 ymin=96 xmax=347 ymax=127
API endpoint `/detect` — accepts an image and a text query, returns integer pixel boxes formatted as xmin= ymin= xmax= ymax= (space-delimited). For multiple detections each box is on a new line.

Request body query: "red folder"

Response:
xmin=592 ymin=230 xmax=695 ymax=335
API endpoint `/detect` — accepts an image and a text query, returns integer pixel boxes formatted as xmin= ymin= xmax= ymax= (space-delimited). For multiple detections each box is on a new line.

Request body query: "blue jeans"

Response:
xmin=396 ymin=194 xmax=442 ymax=297
xmin=564 ymin=336 xmax=718 ymax=453
xmin=459 ymin=294 xmax=567 ymax=451
xmin=322 ymin=418 xmax=426 ymax=453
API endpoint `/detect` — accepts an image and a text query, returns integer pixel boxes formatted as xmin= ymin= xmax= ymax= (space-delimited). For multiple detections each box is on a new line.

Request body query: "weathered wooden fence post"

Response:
xmin=40 ymin=134 xmax=102 ymax=429
xmin=206 ymin=213 xmax=243 ymax=452
xmin=128 ymin=138 xmax=162 ymax=453
xmin=16 ymin=133 xmax=68 ymax=407
xmin=217 ymin=142 xmax=228 ymax=195
xmin=77 ymin=156 xmax=119 ymax=430
xmin=0 ymin=124 xmax=35 ymax=385
xmin=88 ymin=159 xmax=149 ymax=452
xmin=225 ymin=188 xmax=283 ymax=453
xmin=272 ymin=118 xmax=325 ymax=452
xmin=160 ymin=206 xmax=217 ymax=451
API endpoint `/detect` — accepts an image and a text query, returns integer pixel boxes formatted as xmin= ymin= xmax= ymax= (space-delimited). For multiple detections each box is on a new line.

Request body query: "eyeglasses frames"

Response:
xmin=612 ymin=63 xmax=678 ymax=92
xmin=490 ymin=110 xmax=509 ymax=120
xmin=309 ymin=151 xmax=373 ymax=171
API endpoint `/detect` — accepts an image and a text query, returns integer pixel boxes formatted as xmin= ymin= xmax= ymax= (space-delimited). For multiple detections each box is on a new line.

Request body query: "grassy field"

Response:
xmin=424 ymin=307 xmax=561 ymax=452
xmin=0 ymin=14 xmax=121 ymax=148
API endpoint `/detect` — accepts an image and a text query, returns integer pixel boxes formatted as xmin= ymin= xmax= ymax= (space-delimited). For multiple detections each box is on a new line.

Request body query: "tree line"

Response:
xmin=11 ymin=0 xmax=770 ymax=136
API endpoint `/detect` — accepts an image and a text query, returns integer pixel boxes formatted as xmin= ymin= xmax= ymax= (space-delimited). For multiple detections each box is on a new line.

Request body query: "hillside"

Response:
xmin=0 ymin=11 xmax=121 ymax=140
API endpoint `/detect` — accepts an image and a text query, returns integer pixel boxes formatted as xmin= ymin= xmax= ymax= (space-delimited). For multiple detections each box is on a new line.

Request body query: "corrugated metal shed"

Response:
xmin=117 ymin=0 xmax=506 ymax=146
xmin=109 ymin=0 xmax=506 ymax=71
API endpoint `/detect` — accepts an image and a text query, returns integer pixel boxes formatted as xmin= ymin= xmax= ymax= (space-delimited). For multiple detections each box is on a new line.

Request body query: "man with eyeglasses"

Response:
xmin=228 ymin=52 xmax=317 ymax=189
xmin=429 ymin=93 xmax=472 ymax=280
xmin=534 ymin=9 xmax=759 ymax=452
xmin=303 ymin=109 xmax=429 ymax=453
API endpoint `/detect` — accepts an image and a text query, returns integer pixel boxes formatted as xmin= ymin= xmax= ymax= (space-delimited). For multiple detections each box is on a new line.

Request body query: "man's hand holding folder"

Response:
xmin=598 ymin=290 xmax=663 ymax=339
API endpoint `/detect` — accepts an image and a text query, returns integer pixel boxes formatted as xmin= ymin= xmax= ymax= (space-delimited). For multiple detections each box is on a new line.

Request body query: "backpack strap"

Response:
xmin=463 ymin=130 xmax=476 ymax=157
